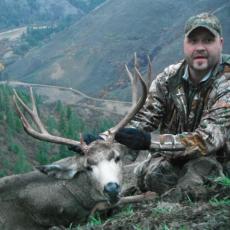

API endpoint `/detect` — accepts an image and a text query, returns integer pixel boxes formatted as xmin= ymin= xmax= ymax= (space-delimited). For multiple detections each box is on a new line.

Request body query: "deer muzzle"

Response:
xmin=104 ymin=182 xmax=121 ymax=204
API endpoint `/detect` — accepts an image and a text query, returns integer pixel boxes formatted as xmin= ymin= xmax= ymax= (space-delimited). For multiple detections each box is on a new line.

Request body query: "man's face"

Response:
xmin=183 ymin=27 xmax=223 ymax=73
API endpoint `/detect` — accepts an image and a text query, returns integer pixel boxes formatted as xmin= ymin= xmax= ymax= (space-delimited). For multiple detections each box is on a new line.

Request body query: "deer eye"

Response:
xmin=108 ymin=150 xmax=121 ymax=163
xmin=115 ymin=155 xmax=121 ymax=163
xmin=86 ymin=165 xmax=93 ymax=171
xmin=86 ymin=158 xmax=97 ymax=171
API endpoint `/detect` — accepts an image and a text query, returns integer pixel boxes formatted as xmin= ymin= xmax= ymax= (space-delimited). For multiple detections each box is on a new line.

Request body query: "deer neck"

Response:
xmin=63 ymin=171 xmax=107 ymax=209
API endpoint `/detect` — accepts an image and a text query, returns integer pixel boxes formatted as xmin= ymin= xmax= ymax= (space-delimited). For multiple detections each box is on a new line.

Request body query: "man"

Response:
xmin=114 ymin=12 xmax=230 ymax=197
xmin=72 ymin=12 xmax=230 ymax=198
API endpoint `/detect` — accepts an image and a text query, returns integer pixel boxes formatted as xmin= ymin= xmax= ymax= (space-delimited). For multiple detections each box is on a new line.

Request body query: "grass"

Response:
xmin=214 ymin=176 xmax=230 ymax=187
xmin=152 ymin=206 xmax=172 ymax=215
xmin=185 ymin=193 xmax=194 ymax=206
xmin=123 ymin=204 xmax=134 ymax=216
xmin=209 ymin=176 xmax=230 ymax=207
xmin=159 ymin=224 xmax=189 ymax=230
xmin=88 ymin=212 xmax=103 ymax=226
xmin=160 ymin=224 xmax=170 ymax=230
xmin=70 ymin=212 xmax=103 ymax=230
xmin=131 ymin=224 xmax=145 ymax=230
xmin=152 ymin=201 xmax=180 ymax=216
xmin=209 ymin=198 xmax=230 ymax=206
xmin=111 ymin=204 xmax=134 ymax=219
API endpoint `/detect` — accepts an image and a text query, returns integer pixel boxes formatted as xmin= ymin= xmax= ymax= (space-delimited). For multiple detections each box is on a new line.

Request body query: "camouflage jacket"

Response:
xmin=132 ymin=54 xmax=230 ymax=158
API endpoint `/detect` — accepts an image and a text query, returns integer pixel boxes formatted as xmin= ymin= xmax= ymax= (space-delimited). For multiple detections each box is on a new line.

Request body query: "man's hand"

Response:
xmin=68 ymin=134 xmax=103 ymax=153
xmin=82 ymin=134 xmax=104 ymax=144
xmin=114 ymin=128 xmax=151 ymax=150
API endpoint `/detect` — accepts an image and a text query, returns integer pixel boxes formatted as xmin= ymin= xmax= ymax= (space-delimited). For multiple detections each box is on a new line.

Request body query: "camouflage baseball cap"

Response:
xmin=185 ymin=12 xmax=222 ymax=37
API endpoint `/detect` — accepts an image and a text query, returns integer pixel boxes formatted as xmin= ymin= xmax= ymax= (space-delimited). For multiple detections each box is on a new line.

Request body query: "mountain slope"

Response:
xmin=0 ymin=0 xmax=106 ymax=31
xmin=0 ymin=0 xmax=82 ymax=31
xmin=4 ymin=0 xmax=230 ymax=100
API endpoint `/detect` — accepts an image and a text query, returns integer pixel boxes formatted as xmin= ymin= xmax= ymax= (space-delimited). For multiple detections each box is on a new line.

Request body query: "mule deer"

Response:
xmin=0 ymin=64 xmax=154 ymax=229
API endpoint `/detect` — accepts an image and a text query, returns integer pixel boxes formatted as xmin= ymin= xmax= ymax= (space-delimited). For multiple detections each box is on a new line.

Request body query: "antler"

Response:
xmin=125 ymin=52 xmax=139 ymax=105
xmin=13 ymin=87 xmax=85 ymax=151
xmin=146 ymin=55 xmax=153 ymax=90
xmin=125 ymin=53 xmax=153 ymax=106
xmin=102 ymin=66 xmax=148 ymax=140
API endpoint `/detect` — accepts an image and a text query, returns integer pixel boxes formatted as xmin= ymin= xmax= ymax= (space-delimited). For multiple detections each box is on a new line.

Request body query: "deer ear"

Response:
xmin=36 ymin=157 xmax=80 ymax=179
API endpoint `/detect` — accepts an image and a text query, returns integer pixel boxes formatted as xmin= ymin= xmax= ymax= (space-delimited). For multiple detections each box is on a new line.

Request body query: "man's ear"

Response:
xmin=36 ymin=156 xmax=83 ymax=179
xmin=220 ymin=37 xmax=224 ymax=45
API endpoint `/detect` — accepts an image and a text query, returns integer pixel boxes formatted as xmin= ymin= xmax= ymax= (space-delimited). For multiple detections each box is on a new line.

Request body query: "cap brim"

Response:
xmin=185 ymin=25 xmax=219 ymax=37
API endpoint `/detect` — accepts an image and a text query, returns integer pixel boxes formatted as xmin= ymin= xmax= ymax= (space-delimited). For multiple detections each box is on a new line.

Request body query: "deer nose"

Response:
xmin=104 ymin=182 xmax=121 ymax=198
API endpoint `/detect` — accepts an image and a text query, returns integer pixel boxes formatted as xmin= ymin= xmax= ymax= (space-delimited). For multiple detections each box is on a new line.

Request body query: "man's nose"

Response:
xmin=195 ymin=41 xmax=206 ymax=51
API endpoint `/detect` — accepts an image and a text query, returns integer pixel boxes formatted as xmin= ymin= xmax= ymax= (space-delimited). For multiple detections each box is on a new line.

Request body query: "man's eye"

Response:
xmin=188 ymin=38 xmax=197 ymax=44
xmin=204 ymin=38 xmax=213 ymax=43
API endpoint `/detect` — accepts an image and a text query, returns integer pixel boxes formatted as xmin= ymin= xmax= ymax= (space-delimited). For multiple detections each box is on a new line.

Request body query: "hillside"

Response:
xmin=0 ymin=0 xmax=106 ymax=31
xmin=0 ymin=0 xmax=80 ymax=31
xmin=0 ymin=0 xmax=107 ymax=71
xmin=3 ymin=0 xmax=230 ymax=100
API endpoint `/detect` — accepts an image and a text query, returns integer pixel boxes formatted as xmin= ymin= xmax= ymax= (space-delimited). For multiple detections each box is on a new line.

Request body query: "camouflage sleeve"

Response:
xmin=145 ymin=79 xmax=230 ymax=157
xmin=178 ymin=75 xmax=230 ymax=155
xmin=180 ymin=75 xmax=230 ymax=156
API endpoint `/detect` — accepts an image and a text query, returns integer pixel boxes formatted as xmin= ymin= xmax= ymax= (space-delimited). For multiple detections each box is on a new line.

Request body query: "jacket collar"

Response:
xmin=168 ymin=54 xmax=230 ymax=91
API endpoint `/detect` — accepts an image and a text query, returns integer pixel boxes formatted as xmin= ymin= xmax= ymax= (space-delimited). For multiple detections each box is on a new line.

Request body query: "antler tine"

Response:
xmin=134 ymin=52 xmax=139 ymax=69
xmin=125 ymin=52 xmax=140 ymax=106
xmin=147 ymin=55 xmax=153 ymax=90
xmin=13 ymin=87 xmax=82 ymax=149
xmin=133 ymin=53 xmax=139 ymax=104
xmin=125 ymin=64 xmax=138 ymax=106
xmin=108 ymin=67 xmax=148 ymax=135
xmin=13 ymin=87 xmax=48 ymax=134
xmin=126 ymin=54 xmax=152 ymax=105
xmin=29 ymin=87 xmax=48 ymax=133
xmin=13 ymin=92 xmax=35 ymax=133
